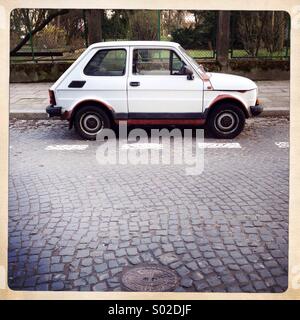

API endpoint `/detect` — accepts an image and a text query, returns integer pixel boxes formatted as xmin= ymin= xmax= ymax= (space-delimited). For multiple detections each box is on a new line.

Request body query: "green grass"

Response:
xmin=186 ymin=48 xmax=290 ymax=59
xmin=230 ymin=48 xmax=290 ymax=58
xmin=187 ymin=50 xmax=215 ymax=59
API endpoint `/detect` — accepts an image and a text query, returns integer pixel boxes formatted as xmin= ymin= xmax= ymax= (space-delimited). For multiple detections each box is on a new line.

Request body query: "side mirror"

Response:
xmin=184 ymin=66 xmax=194 ymax=80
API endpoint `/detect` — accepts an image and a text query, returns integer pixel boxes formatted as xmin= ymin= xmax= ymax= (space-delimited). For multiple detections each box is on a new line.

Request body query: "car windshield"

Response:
xmin=178 ymin=46 xmax=209 ymax=78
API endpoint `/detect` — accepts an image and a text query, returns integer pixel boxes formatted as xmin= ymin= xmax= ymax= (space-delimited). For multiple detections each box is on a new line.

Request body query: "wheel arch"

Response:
xmin=206 ymin=96 xmax=250 ymax=120
xmin=68 ymin=99 xmax=115 ymax=129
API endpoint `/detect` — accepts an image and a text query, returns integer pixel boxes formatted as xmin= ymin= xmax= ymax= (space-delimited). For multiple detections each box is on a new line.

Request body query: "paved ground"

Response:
xmin=9 ymin=81 xmax=289 ymax=118
xmin=8 ymin=117 xmax=289 ymax=292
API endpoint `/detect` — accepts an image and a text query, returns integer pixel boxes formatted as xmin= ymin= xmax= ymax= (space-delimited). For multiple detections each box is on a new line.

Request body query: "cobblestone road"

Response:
xmin=8 ymin=118 xmax=289 ymax=292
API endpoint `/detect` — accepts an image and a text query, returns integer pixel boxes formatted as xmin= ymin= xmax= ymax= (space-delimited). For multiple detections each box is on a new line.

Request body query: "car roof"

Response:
xmin=89 ymin=41 xmax=180 ymax=49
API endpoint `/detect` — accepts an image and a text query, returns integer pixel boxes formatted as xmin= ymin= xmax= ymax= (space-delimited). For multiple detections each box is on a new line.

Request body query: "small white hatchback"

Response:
xmin=46 ymin=41 xmax=263 ymax=140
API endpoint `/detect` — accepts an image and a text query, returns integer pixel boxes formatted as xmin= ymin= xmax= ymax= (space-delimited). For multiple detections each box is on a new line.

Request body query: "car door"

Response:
xmin=56 ymin=46 xmax=129 ymax=114
xmin=127 ymin=46 xmax=204 ymax=118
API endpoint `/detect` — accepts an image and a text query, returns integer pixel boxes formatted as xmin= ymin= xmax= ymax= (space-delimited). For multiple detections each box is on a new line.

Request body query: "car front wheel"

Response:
xmin=74 ymin=106 xmax=111 ymax=140
xmin=207 ymin=104 xmax=245 ymax=139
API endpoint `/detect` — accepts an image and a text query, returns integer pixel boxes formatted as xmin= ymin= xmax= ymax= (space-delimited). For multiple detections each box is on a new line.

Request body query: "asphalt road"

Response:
xmin=8 ymin=117 xmax=289 ymax=292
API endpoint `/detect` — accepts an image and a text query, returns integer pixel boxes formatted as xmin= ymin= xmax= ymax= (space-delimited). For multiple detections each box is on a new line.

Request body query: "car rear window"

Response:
xmin=84 ymin=49 xmax=126 ymax=76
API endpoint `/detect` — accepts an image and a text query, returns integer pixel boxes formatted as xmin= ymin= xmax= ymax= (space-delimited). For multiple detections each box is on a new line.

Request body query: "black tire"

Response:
xmin=74 ymin=105 xmax=111 ymax=140
xmin=207 ymin=103 xmax=245 ymax=139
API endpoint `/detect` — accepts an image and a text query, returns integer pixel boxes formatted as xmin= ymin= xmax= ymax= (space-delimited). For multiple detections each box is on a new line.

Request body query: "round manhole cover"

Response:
xmin=121 ymin=265 xmax=179 ymax=292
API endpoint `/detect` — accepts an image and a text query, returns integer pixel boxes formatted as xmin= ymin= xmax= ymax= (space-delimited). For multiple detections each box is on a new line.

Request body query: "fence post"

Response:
xmin=216 ymin=11 xmax=230 ymax=68
xmin=29 ymin=29 xmax=35 ymax=62
xmin=157 ymin=10 xmax=161 ymax=41
xmin=26 ymin=12 xmax=35 ymax=62
xmin=285 ymin=17 xmax=290 ymax=59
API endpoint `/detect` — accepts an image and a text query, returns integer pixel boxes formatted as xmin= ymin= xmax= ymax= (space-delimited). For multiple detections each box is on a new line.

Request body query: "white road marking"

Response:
xmin=43 ymin=141 xmax=287 ymax=151
xmin=121 ymin=143 xmax=163 ymax=150
xmin=275 ymin=142 xmax=289 ymax=148
xmin=198 ymin=142 xmax=242 ymax=149
xmin=45 ymin=145 xmax=89 ymax=151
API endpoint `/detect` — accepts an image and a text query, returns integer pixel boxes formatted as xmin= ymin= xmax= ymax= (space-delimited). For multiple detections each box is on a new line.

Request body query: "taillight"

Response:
xmin=49 ymin=90 xmax=56 ymax=105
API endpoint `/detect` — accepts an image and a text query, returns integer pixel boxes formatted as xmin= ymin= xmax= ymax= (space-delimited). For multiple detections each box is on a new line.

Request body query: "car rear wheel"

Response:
xmin=74 ymin=105 xmax=111 ymax=140
xmin=207 ymin=103 xmax=245 ymax=139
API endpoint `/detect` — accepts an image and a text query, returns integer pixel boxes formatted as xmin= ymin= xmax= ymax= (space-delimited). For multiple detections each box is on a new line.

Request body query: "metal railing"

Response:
xmin=10 ymin=10 xmax=290 ymax=63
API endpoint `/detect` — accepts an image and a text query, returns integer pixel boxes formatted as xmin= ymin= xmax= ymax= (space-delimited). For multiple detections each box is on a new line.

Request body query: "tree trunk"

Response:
xmin=87 ymin=9 xmax=103 ymax=44
xmin=216 ymin=11 xmax=230 ymax=68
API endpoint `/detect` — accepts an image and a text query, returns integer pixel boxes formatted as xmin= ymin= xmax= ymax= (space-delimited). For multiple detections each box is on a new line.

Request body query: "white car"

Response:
xmin=46 ymin=41 xmax=263 ymax=140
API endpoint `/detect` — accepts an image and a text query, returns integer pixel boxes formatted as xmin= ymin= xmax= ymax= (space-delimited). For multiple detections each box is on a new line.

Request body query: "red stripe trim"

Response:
xmin=116 ymin=119 xmax=205 ymax=125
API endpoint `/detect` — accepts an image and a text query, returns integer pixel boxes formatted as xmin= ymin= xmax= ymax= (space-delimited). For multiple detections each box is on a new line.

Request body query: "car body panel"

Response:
xmin=208 ymin=72 xmax=257 ymax=91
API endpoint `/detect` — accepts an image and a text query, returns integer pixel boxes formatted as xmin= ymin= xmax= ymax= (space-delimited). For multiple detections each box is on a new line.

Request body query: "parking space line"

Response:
xmin=121 ymin=143 xmax=163 ymax=150
xmin=42 ymin=141 xmax=288 ymax=151
xmin=45 ymin=145 xmax=89 ymax=151
xmin=275 ymin=142 xmax=289 ymax=148
xmin=197 ymin=142 xmax=242 ymax=149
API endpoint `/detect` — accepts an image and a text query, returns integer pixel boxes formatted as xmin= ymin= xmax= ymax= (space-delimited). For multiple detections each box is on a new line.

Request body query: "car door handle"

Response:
xmin=130 ymin=82 xmax=140 ymax=87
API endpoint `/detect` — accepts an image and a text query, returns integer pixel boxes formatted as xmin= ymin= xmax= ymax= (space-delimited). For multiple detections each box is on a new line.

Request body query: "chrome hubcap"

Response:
xmin=80 ymin=113 xmax=104 ymax=135
xmin=215 ymin=111 xmax=238 ymax=133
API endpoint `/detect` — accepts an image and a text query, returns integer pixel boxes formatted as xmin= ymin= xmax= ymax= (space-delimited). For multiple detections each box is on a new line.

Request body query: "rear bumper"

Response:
xmin=250 ymin=104 xmax=263 ymax=116
xmin=46 ymin=105 xmax=62 ymax=117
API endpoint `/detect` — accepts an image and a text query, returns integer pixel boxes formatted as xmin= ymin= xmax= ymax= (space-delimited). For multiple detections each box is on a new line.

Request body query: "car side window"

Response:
xmin=132 ymin=48 xmax=186 ymax=76
xmin=84 ymin=49 xmax=127 ymax=76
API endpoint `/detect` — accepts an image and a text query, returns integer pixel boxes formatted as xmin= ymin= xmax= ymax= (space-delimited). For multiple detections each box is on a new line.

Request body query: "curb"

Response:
xmin=10 ymin=112 xmax=49 ymax=120
xmin=9 ymin=110 xmax=290 ymax=121
xmin=258 ymin=109 xmax=289 ymax=117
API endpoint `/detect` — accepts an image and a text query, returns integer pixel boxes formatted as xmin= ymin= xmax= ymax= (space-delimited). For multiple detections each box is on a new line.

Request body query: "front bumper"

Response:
xmin=250 ymin=104 xmax=263 ymax=116
xmin=46 ymin=104 xmax=62 ymax=117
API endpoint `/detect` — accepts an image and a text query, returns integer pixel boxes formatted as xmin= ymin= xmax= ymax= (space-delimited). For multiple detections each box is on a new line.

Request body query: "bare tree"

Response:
xmin=236 ymin=11 xmax=288 ymax=57
xmin=10 ymin=9 xmax=69 ymax=54
xmin=262 ymin=11 xmax=287 ymax=54
xmin=237 ymin=11 xmax=268 ymax=57
xmin=161 ymin=10 xmax=188 ymax=38
xmin=128 ymin=10 xmax=158 ymax=40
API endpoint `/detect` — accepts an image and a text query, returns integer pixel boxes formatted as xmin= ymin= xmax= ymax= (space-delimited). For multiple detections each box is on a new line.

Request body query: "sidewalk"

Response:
xmin=9 ymin=81 xmax=289 ymax=119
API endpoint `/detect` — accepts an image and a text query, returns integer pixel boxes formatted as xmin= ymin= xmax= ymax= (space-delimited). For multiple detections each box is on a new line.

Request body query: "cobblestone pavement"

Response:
xmin=8 ymin=117 xmax=289 ymax=292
